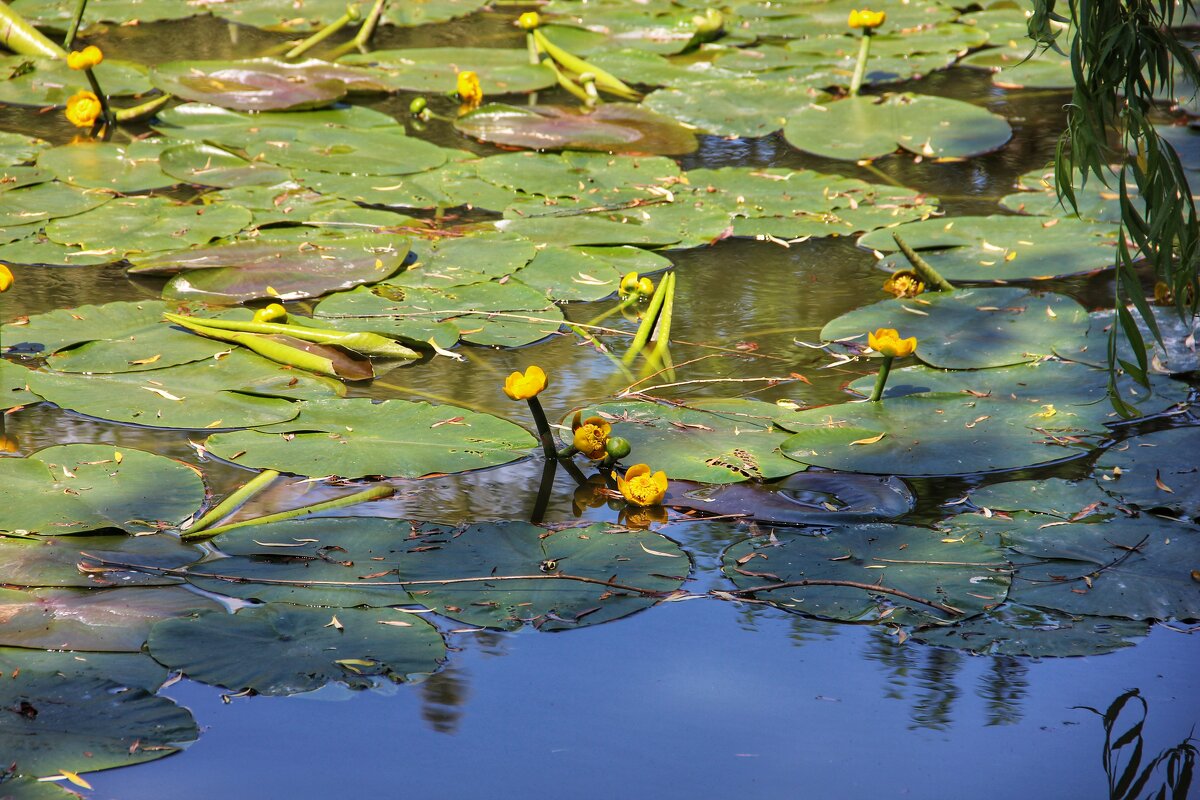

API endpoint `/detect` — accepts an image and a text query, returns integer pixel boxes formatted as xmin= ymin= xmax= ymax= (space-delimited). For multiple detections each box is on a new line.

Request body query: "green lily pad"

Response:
xmin=387 ymin=232 xmax=537 ymax=289
xmin=911 ymin=605 xmax=1149 ymax=656
xmin=999 ymin=167 xmax=1136 ymax=224
xmin=723 ymin=525 xmax=1010 ymax=622
xmin=968 ymin=478 xmax=1120 ymax=519
xmin=779 ymin=392 xmax=1097 ymax=476
xmin=341 ymin=48 xmax=557 ymax=94
xmin=44 ymin=196 xmax=253 ymax=259
xmin=0 ymin=533 xmax=201 ymax=587
xmin=0 ymin=586 xmax=221 ymax=651
xmin=35 ymin=141 xmax=174 ymax=193
xmin=9 ymin=0 xmax=196 ymax=25
xmin=858 ymin=215 xmax=1120 ymax=282
xmin=0 ymin=670 xmax=198 ymax=776
xmin=496 ymin=202 xmax=731 ymax=249
xmin=476 ymin=150 xmax=683 ymax=200
xmin=204 ymin=397 xmax=536 ymax=478
xmin=296 ymin=161 xmax=520 ymax=213
xmin=589 ymin=48 xmax=748 ymax=89
xmin=159 ymin=143 xmax=293 ymax=188
xmin=24 ymin=349 xmax=343 ymax=430
xmin=0 ymin=130 xmax=48 ymax=166
xmin=646 ymin=78 xmax=824 ymax=138
xmin=515 ymin=245 xmax=656 ymax=302
xmin=0 ymin=231 xmax=121 ymax=267
xmin=0 ymin=166 xmax=51 ymax=193
xmin=0 ymin=55 xmax=152 ymax=107
xmin=313 ymin=280 xmax=564 ymax=348
xmin=0 ymin=360 xmax=40 ymax=410
xmin=128 ymin=232 xmax=409 ymax=303
xmin=455 ymin=103 xmax=698 ymax=155
xmin=783 ymin=93 xmax=1012 ymax=161
xmin=576 ymin=399 xmax=805 ymax=484
xmin=1096 ymin=427 xmax=1200 ymax=520
xmin=149 ymin=58 xmax=393 ymax=111
xmin=0 ymin=775 xmax=80 ymax=798
xmin=0 ymin=649 xmax=168 ymax=693
xmin=147 ymin=604 xmax=445 ymax=695
xmin=381 ymin=0 xmax=489 ymax=27
xmin=667 ymin=472 xmax=915 ymax=524
xmin=205 ymin=182 xmax=370 ymax=227
xmin=0 ymin=444 xmax=205 ymax=535
xmin=738 ymin=0 xmax=959 ymax=39
xmin=1056 ymin=306 xmax=1200 ymax=375
xmin=820 ymin=287 xmax=1089 ymax=369
xmin=960 ymin=43 xmax=1073 ymax=89
xmin=0 ymin=182 xmax=110 ymax=228
xmin=153 ymin=102 xmax=401 ymax=149
xmin=246 ymin=126 xmax=448 ymax=176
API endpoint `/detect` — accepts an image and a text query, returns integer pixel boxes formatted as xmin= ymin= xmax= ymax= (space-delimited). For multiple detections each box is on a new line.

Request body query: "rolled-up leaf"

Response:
xmin=0 ymin=1 xmax=67 ymax=58
xmin=165 ymin=315 xmax=374 ymax=381
xmin=163 ymin=312 xmax=420 ymax=359
xmin=532 ymin=29 xmax=640 ymax=100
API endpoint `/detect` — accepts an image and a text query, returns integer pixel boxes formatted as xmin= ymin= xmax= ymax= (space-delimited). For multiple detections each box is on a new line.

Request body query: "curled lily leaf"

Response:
xmin=162 ymin=312 xmax=419 ymax=359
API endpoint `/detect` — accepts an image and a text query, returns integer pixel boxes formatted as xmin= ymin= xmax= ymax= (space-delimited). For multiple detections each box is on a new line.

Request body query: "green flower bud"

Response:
xmin=605 ymin=436 xmax=632 ymax=460
xmin=409 ymin=97 xmax=428 ymax=115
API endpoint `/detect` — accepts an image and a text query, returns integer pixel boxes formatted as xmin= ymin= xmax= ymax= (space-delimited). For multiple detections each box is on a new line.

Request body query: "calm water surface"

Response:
xmin=2 ymin=12 xmax=1198 ymax=799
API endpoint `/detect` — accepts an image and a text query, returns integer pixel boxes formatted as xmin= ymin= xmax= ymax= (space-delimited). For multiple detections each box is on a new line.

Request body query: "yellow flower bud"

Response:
xmin=456 ymin=70 xmax=483 ymax=108
xmin=65 ymin=90 xmax=102 ymax=128
xmin=518 ymin=11 xmax=540 ymax=30
xmin=253 ymin=303 xmax=288 ymax=323
xmin=617 ymin=463 xmax=668 ymax=507
xmin=847 ymin=9 xmax=886 ymax=29
xmin=619 ymin=271 xmax=641 ymax=297
xmin=503 ymin=365 xmax=547 ymax=400
xmin=67 ymin=45 xmax=104 ymax=70
xmin=867 ymin=328 xmax=917 ymax=358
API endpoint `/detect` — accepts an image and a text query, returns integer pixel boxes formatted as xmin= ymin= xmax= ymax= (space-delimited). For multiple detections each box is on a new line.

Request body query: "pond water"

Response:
xmin=1 ymin=7 xmax=1199 ymax=799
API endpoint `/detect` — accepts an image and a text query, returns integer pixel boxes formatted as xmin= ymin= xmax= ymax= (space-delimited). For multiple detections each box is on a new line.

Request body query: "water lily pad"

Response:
xmin=0 ymin=444 xmax=205 ymax=535
xmin=646 ymin=78 xmax=824 ymax=138
xmin=667 ymin=472 xmax=915 ymax=523
xmin=589 ymin=48 xmax=748 ymax=89
xmin=128 ymin=233 xmax=409 ymax=303
xmin=246 ymin=126 xmax=448 ymax=176
xmin=0 ymin=670 xmax=198 ymax=776
xmin=1056 ymin=306 xmax=1200 ymax=375
xmin=739 ymin=0 xmax=959 ymax=39
xmin=0 ymin=130 xmax=48 ymax=166
xmin=496 ymin=202 xmax=730 ymax=249
xmin=9 ymin=0 xmax=196 ymax=26
xmin=0 ymin=360 xmax=40 ymax=410
xmin=968 ymin=478 xmax=1120 ymax=519
xmin=0 ymin=533 xmax=201 ymax=587
xmin=858 ymin=215 xmax=1120 ymax=282
xmin=150 ymin=58 xmax=393 ymax=111
xmin=723 ymin=525 xmax=1010 ymax=622
xmin=0 ymin=649 xmax=168 ymax=693
xmin=0 ymin=55 xmax=152 ymax=107
xmin=382 ymin=0 xmax=489 ymax=27
xmin=783 ymin=93 xmax=1012 ymax=161
xmin=159 ymin=143 xmax=293 ymax=188
xmin=44 ymin=196 xmax=253 ymax=258
xmin=204 ymin=397 xmax=536 ymax=478
xmin=1096 ymin=427 xmax=1200 ymax=520
xmin=455 ymin=103 xmax=698 ymax=155
xmin=576 ymin=399 xmax=805 ymax=483
xmin=341 ymin=48 xmax=557 ymax=93
xmin=147 ymin=604 xmax=445 ymax=695
xmin=36 ymin=141 xmax=175 ymax=193
xmin=820 ymin=287 xmax=1089 ymax=369
xmin=476 ymin=150 xmax=683 ymax=200
xmin=313 ymin=280 xmax=564 ymax=348
xmin=0 ymin=166 xmax=51 ymax=193
xmin=960 ymin=43 xmax=1073 ymax=89
xmin=515 ymin=245 xmax=652 ymax=302
xmin=0 ymin=182 xmax=110 ymax=227
xmin=0 ymin=586 xmax=221 ymax=651
xmin=24 ymin=349 xmax=343 ymax=430
xmin=0 ymin=231 xmax=123 ymax=267
xmin=912 ymin=605 xmax=1149 ymax=656
xmin=153 ymin=102 xmax=401 ymax=149
xmin=387 ymin=231 xmax=537 ymax=289
xmin=779 ymin=392 xmax=1097 ymax=475
xmin=999 ymin=167 xmax=1136 ymax=224
xmin=297 ymin=161 xmax=520 ymax=213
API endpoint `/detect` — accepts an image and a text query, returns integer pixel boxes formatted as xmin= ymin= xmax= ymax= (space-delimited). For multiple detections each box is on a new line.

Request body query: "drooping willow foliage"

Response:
xmin=1029 ymin=0 xmax=1200 ymax=414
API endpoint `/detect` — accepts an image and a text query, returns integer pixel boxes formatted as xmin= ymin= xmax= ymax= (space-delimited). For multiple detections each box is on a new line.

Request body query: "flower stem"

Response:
xmin=868 ymin=355 xmax=894 ymax=402
xmin=849 ymin=29 xmax=872 ymax=97
xmin=63 ymin=0 xmax=88 ymax=50
xmin=526 ymin=396 xmax=559 ymax=462
xmin=286 ymin=4 xmax=359 ymax=59
xmin=83 ymin=66 xmax=114 ymax=140
xmin=185 ymin=469 xmax=279 ymax=534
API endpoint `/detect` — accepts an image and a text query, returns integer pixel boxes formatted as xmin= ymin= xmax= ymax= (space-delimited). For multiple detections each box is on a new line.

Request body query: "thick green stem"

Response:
xmin=868 ymin=355 xmax=894 ymax=402
xmin=353 ymin=0 xmax=385 ymax=47
xmin=525 ymin=30 xmax=540 ymax=65
xmin=892 ymin=232 xmax=955 ymax=292
xmin=648 ymin=272 xmax=676 ymax=365
xmin=63 ymin=0 xmax=87 ymax=49
xmin=185 ymin=469 xmax=280 ymax=534
xmin=285 ymin=4 xmax=359 ymax=59
xmin=182 ymin=485 xmax=395 ymax=541
xmin=848 ymin=29 xmax=872 ymax=97
xmin=114 ymin=93 xmax=171 ymax=122
xmin=622 ymin=273 xmax=671 ymax=365
xmin=525 ymin=396 xmax=559 ymax=462
xmin=584 ymin=292 xmax=640 ymax=328
xmin=0 ymin=1 xmax=67 ymax=57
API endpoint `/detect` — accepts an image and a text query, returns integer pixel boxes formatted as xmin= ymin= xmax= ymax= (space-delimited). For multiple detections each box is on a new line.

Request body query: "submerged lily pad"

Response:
xmin=858 ymin=215 xmax=1120 ymax=282
xmin=205 ymin=397 xmax=536 ymax=478
xmin=0 ymin=444 xmax=205 ymax=535
xmin=455 ymin=103 xmax=698 ymax=155
xmin=723 ymin=525 xmax=1010 ymax=622
xmin=0 ymin=586 xmax=221 ymax=651
xmin=150 ymin=58 xmax=392 ymax=111
xmin=147 ymin=604 xmax=445 ymax=695
xmin=128 ymin=233 xmax=409 ymax=303
xmin=24 ymin=349 xmax=343 ymax=430
xmin=1096 ymin=427 xmax=1200 ymax=520
xmin=342 ymin=48 xmax=557 ymax=94
xmin=0 ymin=670 xmax=198 ymax=776
xmin=821 ymin=287 xmax=1089 ymax=369
xmin=783 ymin=93 xmax=1012 ymax=161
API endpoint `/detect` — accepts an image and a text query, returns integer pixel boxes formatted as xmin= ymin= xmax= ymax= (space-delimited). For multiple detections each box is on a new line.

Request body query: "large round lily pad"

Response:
xmin=205 ymin=397 xmax=536 ymax=478
xmin=24 ymin=349 xmax=343 ymax=430
xmin=246 ymin=126 xmax=448 ymax=176
xmin=0 ymin=182 xmax=110 ymax=228
xmin=0 ymin=533 xmax=201 ymax=588
xmin=1096 ymin=427 xmax=1200 ymax=520
xmin=967 ymin=478 xmax=1122 ymax=519
xmin=820 ymin=287 xmax=1089 ymax=369
xmin=147 ymin=604 xmax=445 ymax=695
xmin=779 ymin=392 xmax=1097 ymax=476
xmin=341 ymin=48 xmax=557 ymax=94
xmin=783 ymin=93 xmax=1012 ymax=161
xmin=44 ymin=196 xmax=253 ymax=258
xmin=858 ymin=215 xmax=1120 ymax=282
xmin=159 ymin=143 xmax=293 ymax=188
xmin=0 ymin=444 xmax=205 ymax=535
xmin=149 ymin=58 xmax=392 ymax=111
xmin=0 ymin=671 xmax=198 ymax=777
xmin=645 ymin=78 xmax=824 ymax=138
xmin=723 ymin=524 xmax=1011 ymax=622
xmin=36 ymin=141 xmax=175 ymax=193
xmin=0 ymin=649 xmax=168 ymax=693
xmin=455 ymin=103 xmax=698 ymax=155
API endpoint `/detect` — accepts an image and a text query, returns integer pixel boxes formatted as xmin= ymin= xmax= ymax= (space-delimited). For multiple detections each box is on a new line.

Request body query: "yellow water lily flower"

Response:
xmin=617 ymin=463 xmax=668 ymax=507
xmin=65 ymin=90 xmax=102 ymax=128
xmin=252 ymin=303 xmax=288 ymax=323
xmin=518 ymin=11 xmax=541 ymax=30
xmin=0 ymin=263 xmax=12 ymax=292
xmin=456 ymin=70 xmax=483 ymax=107
xmin=848 ymin=9 xmax=886 ymax=29
xmin=868 ymin=328 xmax=917 ymax=358
xmin=67 ymin=45 xmax=104 ymax=70
xmin=882 ymin=270 xmax=925 ymax=298
xmin=572 ymin=416 xmax=612 ymax=460
xmin=503 ymin=365 xmax=547 ymax=400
